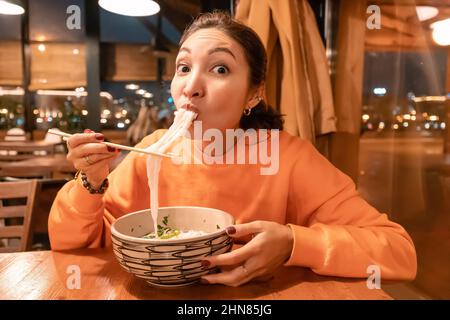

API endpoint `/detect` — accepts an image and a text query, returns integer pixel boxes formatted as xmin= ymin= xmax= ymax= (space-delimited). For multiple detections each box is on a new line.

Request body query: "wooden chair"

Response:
xmin=0 ymin=180 xmax=38 ymax=252
xmin=29 ymin=178 xmax=68 ymax=250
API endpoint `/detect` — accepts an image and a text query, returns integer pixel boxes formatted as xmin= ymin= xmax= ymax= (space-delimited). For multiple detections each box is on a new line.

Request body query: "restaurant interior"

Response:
xmin=0 ymin=0 xmax=449 ymax=300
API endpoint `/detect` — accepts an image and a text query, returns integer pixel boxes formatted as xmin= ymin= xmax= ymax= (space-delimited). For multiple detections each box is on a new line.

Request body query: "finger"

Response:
xmin=66 ymin=129 xmax=95 ymax=148
xmin=201 ymin=265 xmax=252 ymax=287
xmin=203 ymin=242 xmax=256 ymax=267
xmin=73 ymin=153 xmax=117 ymax=167
xmin=85 ymin=154 xmax=119 ymax=174
xmin=225 ymin=221 xmax=266 ymax=238
xmin=74 ymin=153 xmax=119 ymax=173
xmin=67 ymin=132 xmax=104 ymax=149
xmin=68 ymin=142 xmax=119 ymax=160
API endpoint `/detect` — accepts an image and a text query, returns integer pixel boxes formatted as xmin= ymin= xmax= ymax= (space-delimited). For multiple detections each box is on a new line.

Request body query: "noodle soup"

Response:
xmin=144 ymin=107 xmax=198 ymax=239
xmin=110 ymin=206 xmax=235 ymax=287
xmin=142 ymin=215 xmax=209 ymax=240
xmin=109 ymin=108 xmax=236 ymax=287
xmin=143 ymin=230 xmax=209 ymax=240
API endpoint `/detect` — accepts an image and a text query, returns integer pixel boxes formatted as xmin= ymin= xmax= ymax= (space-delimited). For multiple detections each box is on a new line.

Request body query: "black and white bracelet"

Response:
xmin=79 ymin=171 xmax=109 ymax=194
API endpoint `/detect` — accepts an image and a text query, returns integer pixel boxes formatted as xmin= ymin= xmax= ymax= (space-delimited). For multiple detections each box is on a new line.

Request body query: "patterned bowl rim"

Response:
xmin=111 ymin=206 xmax=235 ymax=244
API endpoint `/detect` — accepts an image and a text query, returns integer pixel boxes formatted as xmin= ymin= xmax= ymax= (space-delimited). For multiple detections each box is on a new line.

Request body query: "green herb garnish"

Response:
xmin=143 ymin=215 xmax=181 ymax=239
xmin=159 ymin=229 xmax=181 ymax=239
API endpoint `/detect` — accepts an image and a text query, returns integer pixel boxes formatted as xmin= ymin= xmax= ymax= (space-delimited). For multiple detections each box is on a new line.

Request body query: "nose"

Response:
xmin=182 ymin=70 xmax=205 ymax=100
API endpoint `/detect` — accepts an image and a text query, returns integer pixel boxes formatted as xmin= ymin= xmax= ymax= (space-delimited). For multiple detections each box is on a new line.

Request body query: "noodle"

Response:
xmin=143 ymin=229 xmax=209 ymax=240
xmin=144 ymin=108 xmax=197 ymax=239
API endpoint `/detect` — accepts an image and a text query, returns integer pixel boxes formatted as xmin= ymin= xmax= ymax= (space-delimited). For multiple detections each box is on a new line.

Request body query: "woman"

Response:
xmin=49 ymin=12 xmax=417 ymax=287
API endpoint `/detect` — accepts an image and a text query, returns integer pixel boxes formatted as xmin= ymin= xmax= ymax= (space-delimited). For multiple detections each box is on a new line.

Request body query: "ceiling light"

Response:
xmin=373 ymin=87 xmax=387 ymax=96
xmin=430 ymin=18 xmax=450 ymax=46
xmin=98 ymin=0 xmax=160 ymax=17
xmin=415 ymin=6 xmax=438 ymax=21
xmin=0 ymin=0 xmax=24 ymax=15
xmin=125 ymin=83 xmax=139 ymax=90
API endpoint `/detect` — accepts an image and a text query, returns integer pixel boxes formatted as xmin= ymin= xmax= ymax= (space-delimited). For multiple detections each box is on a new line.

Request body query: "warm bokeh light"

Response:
xmin=37 ymin=44 xmax=46 ymax=52
xmin=430 ymin=18 xmax=450 ymax=46
xmin=98 ymin=0 xmax=160 ymax=17
xmin=415 ymin=6 xmax=439 ymax=21
xmin=0 ymin=0 xmax=24 ymax=15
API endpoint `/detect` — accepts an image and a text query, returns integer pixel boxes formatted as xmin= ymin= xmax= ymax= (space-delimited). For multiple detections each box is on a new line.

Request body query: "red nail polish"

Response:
xmin=84 ymin=129 xmax=93 ymax=133
xmin=95 ymin=133 xmax=104 ymax=140
xmin=107 ymin=146 xmax=116 ymax=152
xmin=226 ymin=226 xmax=236 ymax=235
xmin=201 ymin=260 xmax=210 ymax=268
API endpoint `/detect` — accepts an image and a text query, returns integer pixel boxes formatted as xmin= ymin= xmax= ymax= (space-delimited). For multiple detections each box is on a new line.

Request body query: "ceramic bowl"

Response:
xmin=111 ymin=206 xmax=234 ymax=287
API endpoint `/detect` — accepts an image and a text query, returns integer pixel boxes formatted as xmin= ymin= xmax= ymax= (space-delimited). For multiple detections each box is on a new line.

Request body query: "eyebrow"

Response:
xmin=178 ymin=46 xmax=236 ymax=61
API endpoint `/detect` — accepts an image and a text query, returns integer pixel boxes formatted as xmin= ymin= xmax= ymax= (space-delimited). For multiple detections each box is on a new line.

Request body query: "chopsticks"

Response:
xmin=47 ymin=129 xmax=181 ymax=159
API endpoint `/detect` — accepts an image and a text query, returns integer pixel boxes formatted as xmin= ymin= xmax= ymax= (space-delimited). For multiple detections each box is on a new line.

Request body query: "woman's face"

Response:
xmin=171 ymin=28 xmax=260 ymax=133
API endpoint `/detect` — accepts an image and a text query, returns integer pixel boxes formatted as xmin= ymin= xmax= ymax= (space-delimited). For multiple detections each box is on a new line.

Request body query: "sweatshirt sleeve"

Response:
xmin=283 ymin=139 xmax=417 ymax=281
xmin=48 ymin=130 xmax=164 ymax=250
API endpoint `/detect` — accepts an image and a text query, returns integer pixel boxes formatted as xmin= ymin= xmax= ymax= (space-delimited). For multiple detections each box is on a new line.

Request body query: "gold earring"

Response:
xmin=243 ymin=108 xmax=252 ymax=116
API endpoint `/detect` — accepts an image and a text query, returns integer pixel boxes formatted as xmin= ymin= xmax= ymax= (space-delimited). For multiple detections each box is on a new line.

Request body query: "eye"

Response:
xmin=212 ymin=65 xmax=229 ymax=75
xmin=176 ymin=64 xmax=190 ymax=73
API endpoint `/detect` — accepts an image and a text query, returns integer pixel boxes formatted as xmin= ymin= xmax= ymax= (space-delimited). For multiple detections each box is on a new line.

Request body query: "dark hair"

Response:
xmin=179 ymin=11 xmax=284 ymax=130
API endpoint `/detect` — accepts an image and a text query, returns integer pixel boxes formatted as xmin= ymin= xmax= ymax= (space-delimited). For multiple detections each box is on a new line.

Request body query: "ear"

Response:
xmin=246 ymin=84 xmax=265 ymax=109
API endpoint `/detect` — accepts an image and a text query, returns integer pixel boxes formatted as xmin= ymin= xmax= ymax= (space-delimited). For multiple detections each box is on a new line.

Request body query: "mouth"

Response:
xmin=180 ymin=103 xmax=199 ymax=119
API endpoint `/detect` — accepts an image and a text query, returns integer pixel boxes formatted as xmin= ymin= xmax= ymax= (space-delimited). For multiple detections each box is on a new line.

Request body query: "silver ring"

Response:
xmin=84 ymin=155 xmax=94 ymax=165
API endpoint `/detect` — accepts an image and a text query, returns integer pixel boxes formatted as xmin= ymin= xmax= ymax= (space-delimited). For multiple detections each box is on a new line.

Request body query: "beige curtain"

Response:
xmin=317 ymin=0 xmax=367 ymax=183
xmin=236 ymin=0 xmax=336 ymax=144
xmin=236 ymin=0 xmax=367 ymax=183
xmin=332 ymin=0 xmax=366 ymax=135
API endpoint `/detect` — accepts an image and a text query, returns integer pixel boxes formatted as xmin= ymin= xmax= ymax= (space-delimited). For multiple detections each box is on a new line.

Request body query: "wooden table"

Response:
xmin=0 ymin=140 xmax=59 ymax=161
xmin=0 ymin=248 xmax=393 ymax=300
xmin=0 ymin=140 xmax=57 ymax=150
xmin=0 ymin=154 xmax=76 ymax=178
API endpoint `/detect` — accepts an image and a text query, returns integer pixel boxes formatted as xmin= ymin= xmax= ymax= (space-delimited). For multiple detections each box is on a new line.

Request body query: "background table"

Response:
xmin=0 ymin=154 xmax=76 ymax=178
xmin=0 ymin=248 xmax=393 ymax=300
xmin=0 ymin=141 xmax=59 ymax=161
xmin=0 ymin=140 xmax=57 ymax=150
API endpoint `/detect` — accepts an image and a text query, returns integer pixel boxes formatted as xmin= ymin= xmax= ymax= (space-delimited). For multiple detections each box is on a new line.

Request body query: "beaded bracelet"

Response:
xmin=79 ymin=171 xmax=109 ymax=194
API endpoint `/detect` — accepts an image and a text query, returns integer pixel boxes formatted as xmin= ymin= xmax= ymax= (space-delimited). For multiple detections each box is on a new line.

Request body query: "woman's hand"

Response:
xmin=66 ymin=129 xmax=120 ymax=189
xmin=200 ymin=221 xmax=294 ymax=287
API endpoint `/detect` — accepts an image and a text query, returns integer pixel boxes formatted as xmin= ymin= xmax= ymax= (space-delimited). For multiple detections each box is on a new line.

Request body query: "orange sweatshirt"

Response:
xmin=48 ymin=129 xmax=417 ymax=280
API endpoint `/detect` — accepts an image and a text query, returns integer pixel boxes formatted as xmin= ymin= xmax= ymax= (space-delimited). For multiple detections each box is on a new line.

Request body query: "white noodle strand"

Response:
xmin=144 ymin=109 xmax=197 ymax=237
